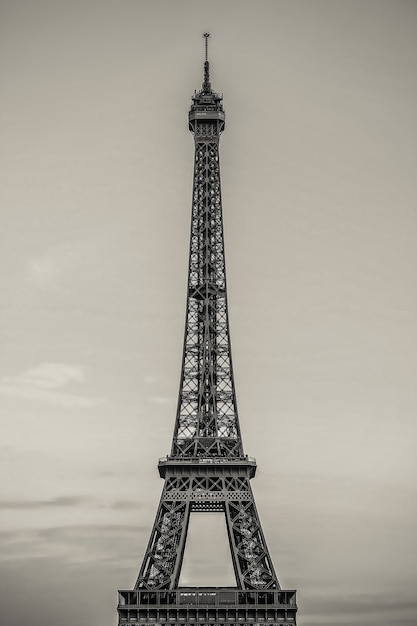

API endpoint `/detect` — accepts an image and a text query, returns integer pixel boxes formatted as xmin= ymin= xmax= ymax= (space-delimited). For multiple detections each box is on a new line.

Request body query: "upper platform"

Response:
xmin=158 ymin=454 xmax=257 ymax=478
xmin=189 ymin=34 xmax=225 ymax=132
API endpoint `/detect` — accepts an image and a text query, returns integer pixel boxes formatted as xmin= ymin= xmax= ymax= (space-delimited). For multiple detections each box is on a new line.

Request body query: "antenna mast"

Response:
xmin=202 ymin=32 xmax=211 ymax=92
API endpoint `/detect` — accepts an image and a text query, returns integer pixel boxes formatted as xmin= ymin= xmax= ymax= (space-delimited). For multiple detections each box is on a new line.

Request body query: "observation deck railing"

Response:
xmin=119 ymin=588 xmax=297 ymax=608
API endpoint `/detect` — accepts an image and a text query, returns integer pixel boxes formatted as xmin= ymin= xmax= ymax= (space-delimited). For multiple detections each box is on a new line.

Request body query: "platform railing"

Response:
xmin=118 ymin=589 xmax=297 ymax=608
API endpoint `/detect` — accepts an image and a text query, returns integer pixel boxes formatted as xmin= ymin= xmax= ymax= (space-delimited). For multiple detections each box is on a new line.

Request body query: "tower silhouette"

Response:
xmin=117 ymin=34 xmax=298 ymax=626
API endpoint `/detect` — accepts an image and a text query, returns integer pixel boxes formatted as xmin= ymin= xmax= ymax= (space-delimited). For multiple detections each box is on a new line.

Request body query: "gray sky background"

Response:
xmin=1 ymin=1 xmax=416 ymax=625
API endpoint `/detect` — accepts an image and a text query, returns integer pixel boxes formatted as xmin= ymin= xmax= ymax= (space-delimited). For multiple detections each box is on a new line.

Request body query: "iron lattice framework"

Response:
xmin=172 ymin=92 xmax=241 ymax=459
xmin=118 ymin=34 xmax=297 ymax=626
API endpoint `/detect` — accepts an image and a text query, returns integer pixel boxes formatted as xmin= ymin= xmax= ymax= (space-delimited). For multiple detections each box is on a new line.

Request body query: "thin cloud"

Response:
xmin=0 ymin=384 xmax=104 ymax=408
xmin=305 ymin=591 xmax=417 ymax=624
xmin=0 ymin=497 xmax=145 ymax=512
xmin=149 ymin=395 xmax=172 ymax=405
xmin=0 ymin=496 xmax=89 ymax=510
xmin=0 ymin=363 xmax=104 ymax=408
xmin=0 ymin=551 xmax=131 ymax=626
xmin=27 ymin=257 xmax=60 ymax=290
xmin=36 ymin=524 xmax=142 ymax=542
xmin=107 ymin=500 xmax=140 ymax=511
xmin=0 ymin=523 xmax=146 ymax=561
xmin=2 ymin=363 xmax=84 ymax=389
xmin=25 ymin=238 xmax=100 ymax=291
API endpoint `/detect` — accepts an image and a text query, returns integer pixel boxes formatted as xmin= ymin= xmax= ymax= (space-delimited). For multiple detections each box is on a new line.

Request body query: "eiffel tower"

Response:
xmin=117 ymin=34 xmax=298 ymax=626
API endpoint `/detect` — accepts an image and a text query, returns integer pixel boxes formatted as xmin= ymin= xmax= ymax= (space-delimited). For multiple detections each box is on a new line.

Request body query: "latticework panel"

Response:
xmin=226 ymin=499 xmax=278 ymax=589
xmin=134 ymin=490 xmax=188 ymax=590
xmin=172 ymin=130 xmax=242 ymax=458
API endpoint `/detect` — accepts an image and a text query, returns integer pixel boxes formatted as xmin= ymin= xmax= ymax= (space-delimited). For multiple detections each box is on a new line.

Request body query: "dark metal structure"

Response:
xmin=118 ymin=34 xmax=297 ymax=626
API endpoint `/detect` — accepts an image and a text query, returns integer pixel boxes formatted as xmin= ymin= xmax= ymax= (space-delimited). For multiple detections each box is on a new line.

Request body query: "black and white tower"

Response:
xmin=117 ymin=34 xmax=298 ymax=626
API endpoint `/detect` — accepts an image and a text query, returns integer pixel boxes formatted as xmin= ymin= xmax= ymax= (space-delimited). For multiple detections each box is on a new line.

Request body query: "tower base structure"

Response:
xmin=117 ymin=587 xmax=297 ymax=626
xmin=118 ymin=458 xmax=297 ymax=626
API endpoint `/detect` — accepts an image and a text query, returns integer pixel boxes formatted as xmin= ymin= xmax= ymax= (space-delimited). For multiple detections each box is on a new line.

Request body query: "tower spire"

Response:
xmin=202 ymin=32 xmax=212 ymax=93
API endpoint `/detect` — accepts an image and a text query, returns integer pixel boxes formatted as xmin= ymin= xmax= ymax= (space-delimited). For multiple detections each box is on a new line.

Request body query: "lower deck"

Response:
xmin=118 ymin=588 xmax=297 ymax=626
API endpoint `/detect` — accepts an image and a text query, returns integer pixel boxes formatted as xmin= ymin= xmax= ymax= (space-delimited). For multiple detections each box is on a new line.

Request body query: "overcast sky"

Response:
xmin=1 ymin=1 xmax=416 ymax=625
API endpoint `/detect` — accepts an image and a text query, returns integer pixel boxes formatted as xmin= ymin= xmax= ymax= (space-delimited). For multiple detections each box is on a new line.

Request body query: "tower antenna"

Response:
xmin=202 ymin=32 xmax=211 ymax=92
xmin=203 ymin=31 xmax=210 ymax=62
